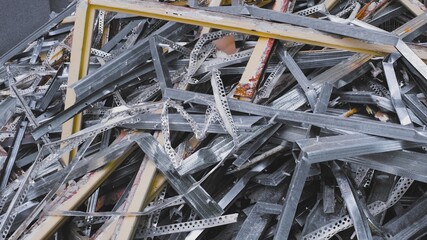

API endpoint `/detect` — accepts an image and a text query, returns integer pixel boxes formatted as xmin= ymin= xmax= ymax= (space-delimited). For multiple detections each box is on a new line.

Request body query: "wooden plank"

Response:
xmin=60 ymin=0 xmax=96 ymax=164
xmin=200 ymin=0 xmax=223 ymax=35
xmin=399 ymin=0 xmax=426 ymax=16
xmin=112 ymin=132 xmax=162 ymax=239
xmin=233 ymin=0 xmax=289 ymax=101
xmin=89 ymin=0 xmax=427 ymax=60
xmin=92 ymin=173 xmax=166 ymax=239
xmin=22 ymin=133 xmax=135 ymax=240
xmin=112 ymin=159 xmax=157 ymax=239
xmin=324 ymin=0 xmax=340 ymax=11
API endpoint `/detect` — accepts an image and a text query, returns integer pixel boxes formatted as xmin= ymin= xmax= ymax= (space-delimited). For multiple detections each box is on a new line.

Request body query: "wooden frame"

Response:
xmin=62 ymin=0 xmax=427 ymax=161
xmin=45 ymin=0 xmax=425 ymax=239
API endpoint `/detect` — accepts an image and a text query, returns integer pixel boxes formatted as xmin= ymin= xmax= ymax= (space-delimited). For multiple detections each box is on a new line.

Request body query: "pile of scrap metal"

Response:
xmin=1 ymin=0 xmax=427 ymax=239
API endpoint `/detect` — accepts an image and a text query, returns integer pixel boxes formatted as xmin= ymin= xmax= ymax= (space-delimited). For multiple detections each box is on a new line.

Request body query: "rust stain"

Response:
xmin=234 ymin=38 xmax=275 ymax=99
xmin=233 ymin=0 xmax=289 ymax=100
xmin=357 ymin=0 xmax=390 ymax=20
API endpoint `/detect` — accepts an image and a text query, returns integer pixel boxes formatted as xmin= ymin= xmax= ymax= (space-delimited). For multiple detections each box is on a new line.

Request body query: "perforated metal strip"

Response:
xmin=185 ymin=31 xmax=235 ymax=82
xmin=34 ymin=84 xmax=67 ymax=95
xmin=203 ymin=104 xmax=220 ymax=134
xmin=161 ymin=99 xmax=183 ymax=167
xmin=353 ymin=165 xmax=370 ymax=187
xmin=296 ymin=4 xmax=326 ymax=16
xmin=211 ymin=69 xmax=239 ymax=146
xmin=335 ymin=0 xmax=357 ymax=18
xmin=129 ymin=83 xmax=161 ymax=104
xmin=255 ymin=61 xmax=286 ymax=102
xmin=58 ymin=198 xmax=186 ymax=219
xmin=0 ymin=151 xmax=45 ymax=239
xmin=42 ymin=46 xmax=56 ymax=70
xmin=93 ymin=10 xmax=105 ymax=48
xmin=147 ymin=187 xmax=167 ymax=229
xmin=175 ymin=105 xmax=203 ymax=137
xmin=385 ymin=177 xmax=414 ymax=208
xmin=0 ymin=192 xmax=11 ymax=216
xmin=368 ymin=79 xmax=390 ymax=98
xmin=363 ymin=169 xmax=374 ymax=188
xmin=98 ymin=11 xmax=105 ymax=34
xmin=187 ymin=44 xmax=216 ymax=84
xmin=135 ymin=213 xmax=238 ymax=238
xmin=106 ymin=21 xmax=145 ymax=60
xmin=6 ymin=117 xmax=20 ymax=132
xmin=112 ymin=92 xmax=126 ymax=106
xmin=203 ymin=49 xmax=253 ymax=69
xmin=91 ymin=48 xmax=111 ymax=58
xmin=157 ymin=36 xmax=192 ymax=56
xmin=161 ymin=99 xmax=216 ymax=166
xmin=303 ymin=177 xmax=413 ymax=239
xmin=0 ymin=103 xmax=161 ymax=204
xmin=84 ymin=108 xmax=108 ymax=116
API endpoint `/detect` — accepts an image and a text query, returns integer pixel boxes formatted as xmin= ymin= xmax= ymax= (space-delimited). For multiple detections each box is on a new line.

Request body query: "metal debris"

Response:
xmin=0 ymin=0 xmax=427 ymax=239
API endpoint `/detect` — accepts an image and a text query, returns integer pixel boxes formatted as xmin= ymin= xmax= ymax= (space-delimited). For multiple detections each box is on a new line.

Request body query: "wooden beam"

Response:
xmin=22 ymin=133 xmax=135 ymax=240
xmin=112 ymin=132 xmax=162 ymax=240
xmin=234 ymin=0 xmax=343 ymax=101
xmin=398 ymin=0 xmax=426 ymax=16
xmin=112 ymin=159 xmax=157 ymax=239
xmin=61 ymin=0 xmax=96 ymax=164
xmin=92 ymin=173 xmax=166 ymax=239
xmin=324 ymin=0 xmax=340 ymax=10
xmin=200 ymin=0 xmax=223 ymax=35
xmin=233 ymin=0 xmax=289 ymax=101
xmin=89 ymin=0 xmax=427 ymax=59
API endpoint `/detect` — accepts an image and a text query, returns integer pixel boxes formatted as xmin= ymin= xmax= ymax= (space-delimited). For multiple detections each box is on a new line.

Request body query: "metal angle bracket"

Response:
xmin=396 ymin=39 xmax=427 ymax=92
xmin=232 ymin=123 xmax=281 ymax=167
xmin=164 ymin=88 xmax=427 ymax=144
xmin=330 ymin=162 xmax=372 ymax=240
xmin=403 ymin=93 xmax=427 ymax=125
xmin=0 ymin=117 xmax=28 ymax=188
xmin=135 ymin=134 xmax=224 ymax=218
xmin=235 ymin=202 xmax=282 ymax=240
xmin=273 ymin=130 xmax=421 ymax=239
xmin=253 ymin=159 xmax=294 ymax=186
xmin=276 ymin=43 xmax=317 ymax=108
xmin=150 ymin=35 xmax=173 ymax=96
xmin=382 ymin=53 xmax=412 ymax=126
xmin=36 ymin=64 xmax=66 ymax=112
